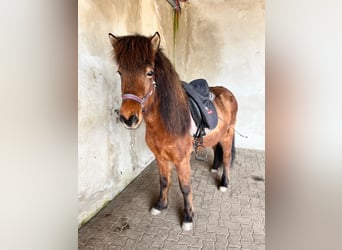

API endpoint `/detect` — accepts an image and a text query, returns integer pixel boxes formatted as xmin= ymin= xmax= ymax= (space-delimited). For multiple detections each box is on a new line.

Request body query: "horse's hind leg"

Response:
xmin=219 ymin=130 xmax=235 ymax=192
xmin=175 ymin=158 xmax=193 ymax=231
xmin=151 ymin=159 xmax=171 ymax=215
xmin=211 ymin=143 xmax=223 ymax=172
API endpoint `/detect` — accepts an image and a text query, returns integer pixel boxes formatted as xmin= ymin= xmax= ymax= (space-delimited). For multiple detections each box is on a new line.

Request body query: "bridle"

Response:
xmin=121 ymin=70 xmax=157 ymax=111
xmin=121 ymin=81 xmax=156 ymax=105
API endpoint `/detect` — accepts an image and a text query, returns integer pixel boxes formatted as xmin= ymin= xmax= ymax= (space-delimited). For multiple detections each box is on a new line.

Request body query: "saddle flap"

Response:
xmin=182 ymin=79 xmax=218 ymax=130
xmin=188 ymin=96 xmax=202 ymax=128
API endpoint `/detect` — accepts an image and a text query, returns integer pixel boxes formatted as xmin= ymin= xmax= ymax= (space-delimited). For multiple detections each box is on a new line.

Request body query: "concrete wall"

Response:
xmin=78 ymin=0 xmax=175 ymax=226
xmin=176 ymin=0 xmax=265 ymax=150
xmin=78 ymin=0 xmax=264 ymax=226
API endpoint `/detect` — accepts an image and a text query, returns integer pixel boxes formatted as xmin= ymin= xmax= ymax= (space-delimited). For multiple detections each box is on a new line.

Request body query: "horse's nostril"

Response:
xmin=119 ymin=114 xmax=139 ymax=127
xmin=130 ymin=114 xmax=138 ymax=125
xmin=119 ymin=115 xmax=126 ymax=124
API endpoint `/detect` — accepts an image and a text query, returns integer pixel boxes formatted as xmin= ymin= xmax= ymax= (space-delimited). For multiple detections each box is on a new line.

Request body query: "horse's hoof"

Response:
xmin=219 ymin=186 xmax=227 ymax=192
xmin=182 ymin=222 xmax=193 ymax=231
xmin=210 ymin=168 xmax=218 ymax=173
xmin=150 ymin=207 xmax=161 ymax=215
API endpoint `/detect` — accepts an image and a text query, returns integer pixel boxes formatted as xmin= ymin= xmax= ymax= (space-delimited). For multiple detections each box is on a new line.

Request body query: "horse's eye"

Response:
xmin=117 ymin=71 xmax=121 ymax=76
xmin=146 ymin=70 xmax=154 ymax=77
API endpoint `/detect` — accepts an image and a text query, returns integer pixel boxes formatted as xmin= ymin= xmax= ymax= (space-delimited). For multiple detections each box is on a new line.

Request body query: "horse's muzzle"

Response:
xmin=119 ymin=113 xmax=139 ymax=129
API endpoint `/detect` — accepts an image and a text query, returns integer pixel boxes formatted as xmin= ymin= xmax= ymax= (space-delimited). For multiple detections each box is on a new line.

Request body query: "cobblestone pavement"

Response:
xmin=79 ymin=148 xmax=265 ymax=249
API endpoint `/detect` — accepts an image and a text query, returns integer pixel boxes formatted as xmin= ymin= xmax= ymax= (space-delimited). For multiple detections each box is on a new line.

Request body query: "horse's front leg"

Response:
xmin=150 ymin=159 xmax=171 ymax=215
xmin=175 ymin=158 xmax=194 ymax=231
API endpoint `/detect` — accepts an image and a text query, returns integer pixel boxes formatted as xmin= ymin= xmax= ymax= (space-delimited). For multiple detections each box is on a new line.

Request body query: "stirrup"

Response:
xmin=195 ymin=144 xmax=208 ymax=161
xmin=193 ymin=126 xmax=207 ymax=161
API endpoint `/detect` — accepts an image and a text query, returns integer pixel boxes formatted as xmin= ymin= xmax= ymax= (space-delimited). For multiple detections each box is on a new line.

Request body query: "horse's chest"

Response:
xmin=145 ymin=131 xmax=191 ymax=161
xmin=145 ymin=131 xmax=169 ymax=151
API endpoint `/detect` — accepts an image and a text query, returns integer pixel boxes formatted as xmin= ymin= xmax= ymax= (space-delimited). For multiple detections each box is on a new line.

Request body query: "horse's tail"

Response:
xmin=231 ymin=134 xmax=236 ymax=168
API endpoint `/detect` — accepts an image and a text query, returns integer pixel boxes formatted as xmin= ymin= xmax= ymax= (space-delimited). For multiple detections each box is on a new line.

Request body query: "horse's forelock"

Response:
xmin=113 ymin=35 xmax=155 ymax=72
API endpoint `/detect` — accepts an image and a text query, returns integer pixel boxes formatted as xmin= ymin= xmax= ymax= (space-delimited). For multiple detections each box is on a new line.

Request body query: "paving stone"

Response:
xmin=215 ymin=234 xmax=228 ymax=246
xmin=228 ymin=242 xmax=242 ymax=248
xmin=151 ymin=228 xmax=169 ymax=247
xmin=241 ymin=239 xmax=254 ymax=249
xmin=163 ymin=240 xmax=187 ymax=250
xmin=135 ymin=222 xmax=158 ymax=235
xmin=118 ymin=228 xmax=143 ymax=240
xmin=188 ymin=247 xmax=200 ymax=250
xmin=227 ymin=222 xmax=241 ymax=231
xmin=79 ymin=149 xmax=265 ymax=250
xmin=83 ymin=237 xmax=106 ymax=249
xmin=135 ymin=233 xmax=154 ymax=249
xmin=179 ymin=234 xmax=202 ymax=247
xmin=207 ymin=224 xmax=218 ymax=233
xmin=105 ymin=234 xmax=128 ymax=247
xmin=252 ymin=243 xmax=266 ymax=250
xmin=207 ymin=217 xmax=219 ymax=226
xmin=202 ymin=239 xmax=215 ymax=250
xmin=195 ymin=218 xmax=207 ymax=229
xmin=122 ymin=238 xmax=136 ymax=250
xmin=231 ymin=215 xmax=252 ymax=224
xmin=252 ymin=222 xmax=265 ymax=234
xmin=215 ymin=242 xmax=228 ymax=250
xmin=167 ymin=225 xmax=181 ymax=241
xmin=253 ymin=233 xmax=265 ymax=245
xmin=151 ymin=217 xmax=172 ymax=229
xmin=192 ymin=230 xmax=216 ymax=241
xmin=241 ymin=232 xmax=254 ymax=242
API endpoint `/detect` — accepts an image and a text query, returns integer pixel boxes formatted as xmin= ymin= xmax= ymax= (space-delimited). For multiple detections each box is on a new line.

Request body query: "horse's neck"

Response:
xmin=143 ymin=98 xmax=163 ymax=131
xmin=144 ymin=54 xmax=190 ymax=137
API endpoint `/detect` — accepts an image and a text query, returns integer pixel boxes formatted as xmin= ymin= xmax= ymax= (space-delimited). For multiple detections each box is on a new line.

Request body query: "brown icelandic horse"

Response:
xmin=108 ymin=32 xmax=238 ymax=231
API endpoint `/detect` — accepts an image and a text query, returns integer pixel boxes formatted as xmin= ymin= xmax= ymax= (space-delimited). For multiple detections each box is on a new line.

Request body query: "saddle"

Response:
xmin=182 ymin=79 xmax=218 ymax=138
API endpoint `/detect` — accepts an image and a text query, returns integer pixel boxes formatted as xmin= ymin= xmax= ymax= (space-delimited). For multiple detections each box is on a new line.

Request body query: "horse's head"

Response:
xmin=109 ymin=32 xmax=160 ymax=129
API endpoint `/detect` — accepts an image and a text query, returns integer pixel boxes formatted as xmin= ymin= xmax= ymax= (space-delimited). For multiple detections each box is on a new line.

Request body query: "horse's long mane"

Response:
xmin=113 ymin=35 xmax=190 ymax=136
xmin=154 ymin=50 xmax=190 ymax=136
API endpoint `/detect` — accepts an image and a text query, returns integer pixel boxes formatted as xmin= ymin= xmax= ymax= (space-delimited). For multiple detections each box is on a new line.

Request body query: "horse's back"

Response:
xmin=209 ymin=86 xmax=238 ymax=125
xmin=210 ymin=86 xmax=237 ymax=108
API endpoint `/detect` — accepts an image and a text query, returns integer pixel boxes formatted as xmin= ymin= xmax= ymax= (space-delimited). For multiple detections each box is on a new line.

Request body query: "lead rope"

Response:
xmin=217 ymin=117 xmax=249 ymax=138
xmin=194 ymin=117 xmax=248 ymax=162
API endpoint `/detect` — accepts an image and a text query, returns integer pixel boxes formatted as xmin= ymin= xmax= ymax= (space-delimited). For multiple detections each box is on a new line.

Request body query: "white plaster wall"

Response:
xmin=78 ymin=0 xmax=174 ymax=226
xmin=78 ymin=0 xmax=264 ymax=226
xmin=176 ymin=0 xmax=265 ymax=150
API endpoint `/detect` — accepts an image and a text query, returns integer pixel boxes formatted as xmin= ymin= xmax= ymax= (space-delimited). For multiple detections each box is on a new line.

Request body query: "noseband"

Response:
xmin=121 ymin=80 xmax=156 ymax=107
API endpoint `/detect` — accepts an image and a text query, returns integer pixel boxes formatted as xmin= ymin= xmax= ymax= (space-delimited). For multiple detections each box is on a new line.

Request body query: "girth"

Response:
xmin=182 ymin=79 xmax=218 ymax=161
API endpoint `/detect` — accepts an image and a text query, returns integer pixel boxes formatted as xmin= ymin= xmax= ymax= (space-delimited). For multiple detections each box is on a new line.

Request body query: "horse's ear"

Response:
xmin=151 ymin=32 xmax=160 ymax=52
xmin=108 ymin=33 xmax=118 ymax=47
